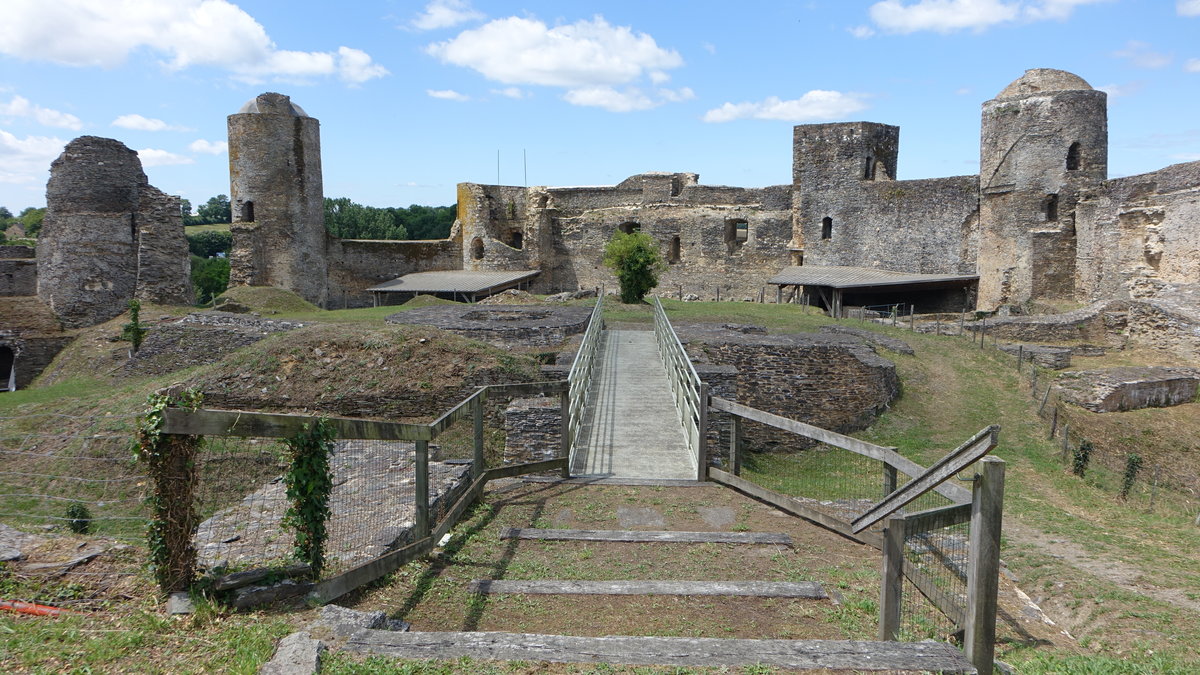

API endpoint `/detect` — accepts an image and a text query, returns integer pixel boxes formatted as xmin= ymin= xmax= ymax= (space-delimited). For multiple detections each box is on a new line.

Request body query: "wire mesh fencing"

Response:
xmin=0 ymin=412 xmax=149 ymax=611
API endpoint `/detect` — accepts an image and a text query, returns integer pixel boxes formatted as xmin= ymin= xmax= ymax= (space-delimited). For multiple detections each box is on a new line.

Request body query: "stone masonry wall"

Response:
xmin=326 ymin=236 xmax=462 ymax=308
xmin=504 ymin=396 xmax=562 ymax=464
xmin=135 ymin=185 xmax=193 ymax=305
xmin=0 ymin=246 xmax=37 ymax=296
xmin=677 ymin=326 xmax=900 ymax=451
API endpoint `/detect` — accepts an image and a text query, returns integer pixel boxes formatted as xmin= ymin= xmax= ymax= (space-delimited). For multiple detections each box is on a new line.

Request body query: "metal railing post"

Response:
xmin=879 ymin=514 xmax=907 ymax=641
xmin=697 ymin=382 xmax=709 ymax=481
xmin=560 ymin=389 xmax=571 ymax=478
xmin=965 ymin=457 xmax=1004 ymax=675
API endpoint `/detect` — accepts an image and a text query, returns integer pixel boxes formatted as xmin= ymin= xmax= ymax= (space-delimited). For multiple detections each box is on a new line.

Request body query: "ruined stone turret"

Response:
xmin=227 ymin=93 xmax=327 ymax=307
xmin=37 ymin=136 xmax=191 ymax=328
xmin=977 ymin=68 xmax=1107 ymax=309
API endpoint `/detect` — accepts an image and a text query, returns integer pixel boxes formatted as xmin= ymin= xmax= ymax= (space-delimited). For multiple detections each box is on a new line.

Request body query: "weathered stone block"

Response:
xmin=1056 ymin=367 xmax=1200 ymax=412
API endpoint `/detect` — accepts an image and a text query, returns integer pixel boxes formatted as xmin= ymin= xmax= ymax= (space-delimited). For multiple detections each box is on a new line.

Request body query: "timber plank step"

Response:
xmin=467 ymin=579 xmax=828 ymax=599
xmin=500 ymin=527 xmax=792 ymax=546
xmin=522 ymin=476 xmax=711 ymax=487
xmin=341 ymin=630 xmax=977 ymax=672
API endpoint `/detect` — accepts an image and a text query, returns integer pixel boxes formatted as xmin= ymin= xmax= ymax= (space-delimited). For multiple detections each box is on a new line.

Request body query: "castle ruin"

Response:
xmin=223 ymin=70 xmax=1200 ymax=316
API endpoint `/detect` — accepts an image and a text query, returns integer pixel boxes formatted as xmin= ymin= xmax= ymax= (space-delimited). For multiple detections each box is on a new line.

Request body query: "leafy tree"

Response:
xmin=18 ymin=207 xmax=45 ymax=237
xmin=0 ymin=230 xmax=6 ymax=244
xmin=603 ymin=230 xmax=665 ymax=304
xmin=179 ymin=198 xmax=192 ymax=220
xmin=195 ymin=195 xmax=231 ymax=224
xmin=191 ymin=255 xmax=230 ymax=305
xmin=186 ymin=230 xmax=233 ymax=258
xmin=0 ymin=206 xmax=12 ymax=221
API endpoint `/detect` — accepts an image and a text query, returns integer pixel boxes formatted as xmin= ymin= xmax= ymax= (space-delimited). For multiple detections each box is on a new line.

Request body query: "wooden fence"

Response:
xmin=159 ymin=380 xmax=570 ymax=604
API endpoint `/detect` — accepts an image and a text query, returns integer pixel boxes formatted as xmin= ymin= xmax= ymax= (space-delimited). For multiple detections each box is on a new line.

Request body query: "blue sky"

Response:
xmin=2 ymin=0 xmax=1199 ymax=214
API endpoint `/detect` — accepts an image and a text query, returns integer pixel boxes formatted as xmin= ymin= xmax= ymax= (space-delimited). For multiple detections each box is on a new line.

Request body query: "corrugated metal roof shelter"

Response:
xmin=767 ymin=266 xmax=978 ymax=317
xmin=367 ymin=270 xmax=540 ymax=304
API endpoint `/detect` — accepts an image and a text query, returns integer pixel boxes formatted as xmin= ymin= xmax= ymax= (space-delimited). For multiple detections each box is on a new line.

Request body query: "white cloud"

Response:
xmin=427 ymin=89 xmax=470 ymax=101
xmin=563 ymin=87 xmax=654 ymax=112
xmin=702 ymin=91 xmax=868 ymax=123
xmin=1113 ymin=41 xmax=1172 ymax=69
xmin=0 ymin=129 xmax=65 ymax=184
xmin=702 ymin=42 xmax=717 ymax=55
xmin=337 ymin=47 xmax=389 ymax=85
xmin=189 ymin=139 xmax=227 ymax=154
xmin=1169 ymin=152 xmax=1200 ymax=161
xmin=867 ymin=0 xmax=1107 ymax=34
xmin=0 ymin=0 xmax=386 ymax=85
xmin=1096 ymin=81 xmax=1144 ymax=98
xmin=869 ymin=0 xmax=1020 ymax=33
xmin=137 ymin=148 xmax=194 ymax=167
xmin=411 ymin=0 xmax=484 ymax=31
xmin=1179 ymin=1 xmax=1200 ymax=17
xmin=0 ymin=96 xmax=83 ymax=130
xmin=700 ymin=90 xmax=864 ymax=123
xmin=955 ymin=87 xmax=973 ymax=95
xmin=658 ymin=87 xmax=696 ymax=103
xmin=849 ymin=25 xmax=876 ymax=38
xmin=112 ymin=113 xmax=191 ymax=132
xmin=427 ymin=16 xmax=683 ymax=88
xmin=1185 ymin=58 xmax=1200 ymax=72
xmin=492 ymin=87 xmax=526 ymax=99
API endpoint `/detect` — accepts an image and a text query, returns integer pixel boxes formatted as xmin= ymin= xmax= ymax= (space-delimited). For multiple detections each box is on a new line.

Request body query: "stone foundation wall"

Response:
xmin=386 ymin=305 xmax=591 ymax=348
xmin=678 ymin=326 xmax=900 ymax=451
xmin=968 ymin=301 xmax=1126 ymax=345
xmin=0 ymin=334 xmax=73 ymax=389
xmin=1055 ymin=366 xmax=1200 ymax=412
xmin=504 ymin=396 xmax=562 ymax=464
xmin=0 ymin=255 xmax=37 ymax=296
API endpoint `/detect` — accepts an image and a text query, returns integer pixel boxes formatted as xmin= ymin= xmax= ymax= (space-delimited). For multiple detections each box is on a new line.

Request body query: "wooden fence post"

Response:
xmin=730 ymin=414 xmax=742 ymax=476
xmin=1060 ymin=424 xmax=1070 ymax=464
xmin=879 ymin=514 xmax=907 ymax=641
xmin=965 ymin=457 xmax=1005 ymax=675
xmin=560 ymin=390 xmax=572 ymax=478
xmin=414 ymin=440 xmax=430 ymax=540
xmin=472 ymin=394 xmax=485 ymax=480
xmin=883 ymin=464 xmax=898 ymax=499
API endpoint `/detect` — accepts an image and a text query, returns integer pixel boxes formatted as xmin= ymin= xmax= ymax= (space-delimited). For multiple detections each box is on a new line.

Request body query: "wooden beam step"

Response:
xmin=341 ymin=630 xmax=977 ymax=672
xmin=499 ymin=528 xmax=792 ymax=546
xmin=467 ymin=579 xmax=827 ymax=599
xmin=521 ymin=476 xmax=712 ymax=487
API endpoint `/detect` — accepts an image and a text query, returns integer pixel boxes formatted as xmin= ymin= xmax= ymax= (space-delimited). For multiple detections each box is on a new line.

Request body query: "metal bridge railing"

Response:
xmin=566 ymin=295 xmax=605 ymax=468
xmin=652 ymin=297 xmax=707 ymax=480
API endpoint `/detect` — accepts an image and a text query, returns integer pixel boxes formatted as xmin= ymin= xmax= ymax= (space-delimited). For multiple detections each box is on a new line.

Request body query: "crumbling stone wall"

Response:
xmin=0 ymin=246 xmax=37 ymax=296
xmin=504 ymin=396 xmax=561 ymax=463
xmin=37 ymin=136 xmax=191 ymax=328
xmin=458 ymin=174 xmax=792 ymax=299
xmin=1075 ymin=160 xmax=1200 ymax=302
xmin=326 ymin=236 xmax=462 ymax=308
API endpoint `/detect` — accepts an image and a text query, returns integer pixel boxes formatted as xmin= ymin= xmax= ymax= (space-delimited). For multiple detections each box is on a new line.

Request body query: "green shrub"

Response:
xmin=65 ymin=502 xmax=92 ymax=534
xmin=603 ymin=230 xmax=665 ymax=304
xmin=1120 ymin=452 xmax=1143 ymax=500
xmin=1073 ymin=440 xmax=1093 ymax=477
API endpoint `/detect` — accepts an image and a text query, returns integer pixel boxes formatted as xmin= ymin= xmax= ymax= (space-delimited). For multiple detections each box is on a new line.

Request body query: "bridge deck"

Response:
xmin=571 ymin=330 xmax=695 ymax=480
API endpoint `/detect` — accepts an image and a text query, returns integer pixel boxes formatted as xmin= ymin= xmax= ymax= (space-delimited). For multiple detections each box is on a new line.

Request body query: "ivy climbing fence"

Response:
xmin=148 ymin=380 xmax=570 ymax=603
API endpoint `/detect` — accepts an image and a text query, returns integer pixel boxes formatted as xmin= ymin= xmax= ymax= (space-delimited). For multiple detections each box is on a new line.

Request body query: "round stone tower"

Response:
xmin=227 ymin=93 xmax=327 ymax=306
xmin=37 ymin=136 xmax=147 ymax=328
xmin=977 ymin=68 xmax=1107 ymax=309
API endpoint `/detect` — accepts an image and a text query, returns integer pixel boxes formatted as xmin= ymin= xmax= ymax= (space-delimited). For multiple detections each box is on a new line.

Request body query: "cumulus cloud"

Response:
xmin=112 ymin=114 xmax=191 ymax=132
xmin=189 ymin=139 xmax=228 ymax=154
xmin=563 ymin=87 xmax=655 ymax=112
xmin=427 ymin=89 xmax=470 ymax=101
xmin=1113 ymin=41 xmax=1172 ymax=69
xmin=411 ymin=0 xmax=484 ymax=30
xmin=1185 ymin=58 xmax=1200 ymax=72
xmin=0 ymin=0 xmax=387 ymax=85
xmin=492 ymin=87 xmax=526 ymax=99
xmin=866 ymin=0 xmax=1107 ymax=34
xmin=848 ymin=25 xmax=876 ymax=38
xmin=137 ymin=148 xmax=194 ymax=167
xmin=1180 ymin=1 xmax=1200 ymax=17
xmin=702 ymin=91 xmax=868 ymax=123
xmin=0 ymin=96 xmax=83 ymax=130
xmin=0 ymin=130 xmax=65 ymax=184
xmin=427 ymin=16 xmax=683 ymax=88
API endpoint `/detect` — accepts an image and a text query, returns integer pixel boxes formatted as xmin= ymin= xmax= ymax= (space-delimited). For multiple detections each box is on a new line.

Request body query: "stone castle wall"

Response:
xmin=326 ymin=236 xmax=463 ymax=308
xmin=1075 ymin=160 xmax=1200 ymax=301
xmin=0 ymin=246 xmax=37 ymax=297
